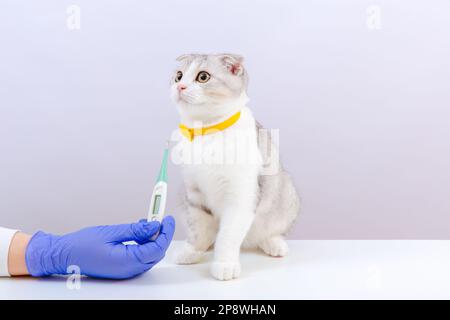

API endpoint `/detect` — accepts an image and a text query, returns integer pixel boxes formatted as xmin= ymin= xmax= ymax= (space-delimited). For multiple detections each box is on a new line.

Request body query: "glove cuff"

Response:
xmin=25 ymin=231 xmax=62 ymax=277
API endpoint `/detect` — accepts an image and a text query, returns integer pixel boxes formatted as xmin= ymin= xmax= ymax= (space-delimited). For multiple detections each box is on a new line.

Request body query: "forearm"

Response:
xmin=8 ymin=232 xmax=31 ymax=276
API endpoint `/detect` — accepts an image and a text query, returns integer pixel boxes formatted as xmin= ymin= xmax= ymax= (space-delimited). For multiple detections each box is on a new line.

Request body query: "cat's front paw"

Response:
xmin=259 ymin=236 xmax=289 ymax=257
xmin=174 ymin=242 xmax=205 ymax=265
xmin=210 ymin=261 xmax=241 ymax=281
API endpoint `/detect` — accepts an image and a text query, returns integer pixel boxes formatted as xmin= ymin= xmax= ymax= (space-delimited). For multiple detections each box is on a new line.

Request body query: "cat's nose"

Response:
xmin=177 ymin=84 xmax=187 ymax=92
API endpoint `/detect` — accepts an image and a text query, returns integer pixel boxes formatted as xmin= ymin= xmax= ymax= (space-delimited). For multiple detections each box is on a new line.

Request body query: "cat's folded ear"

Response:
xmin=219 ymin=54 xmax=244 ymax=76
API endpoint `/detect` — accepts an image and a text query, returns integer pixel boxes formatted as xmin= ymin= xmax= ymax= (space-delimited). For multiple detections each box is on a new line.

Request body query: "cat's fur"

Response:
xmin=170 ymin=54 xmax=300 ymax=280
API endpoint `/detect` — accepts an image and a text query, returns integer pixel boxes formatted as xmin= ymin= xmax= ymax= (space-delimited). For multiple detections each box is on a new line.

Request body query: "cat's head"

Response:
xmin=170 ymin=53 xmax=248 ymax=123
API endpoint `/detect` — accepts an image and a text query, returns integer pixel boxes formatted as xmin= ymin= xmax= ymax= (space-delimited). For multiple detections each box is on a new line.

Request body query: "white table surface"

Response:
xmin=1 ymin=240 xmax=449 ymax=300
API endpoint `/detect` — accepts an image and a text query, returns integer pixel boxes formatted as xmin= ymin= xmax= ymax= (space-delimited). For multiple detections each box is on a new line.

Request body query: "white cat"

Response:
xmin=170 ymin=54 xmax=300 ymax=281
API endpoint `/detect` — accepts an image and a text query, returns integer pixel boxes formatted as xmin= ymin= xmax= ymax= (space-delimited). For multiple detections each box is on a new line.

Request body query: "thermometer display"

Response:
xmin=152 ymin=195 xmax=161 ymax=215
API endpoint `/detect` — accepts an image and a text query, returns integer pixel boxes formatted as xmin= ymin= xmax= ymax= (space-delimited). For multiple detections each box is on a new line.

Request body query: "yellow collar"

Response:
xmin=179 ymin=111 xmax=241 ymax=141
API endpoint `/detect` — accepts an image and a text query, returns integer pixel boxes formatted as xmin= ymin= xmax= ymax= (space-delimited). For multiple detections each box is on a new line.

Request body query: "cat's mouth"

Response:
xmin=177 ymin=94 xmax=187 ymax=103
xmin=177 ymin=92 xmax=198 ymax=105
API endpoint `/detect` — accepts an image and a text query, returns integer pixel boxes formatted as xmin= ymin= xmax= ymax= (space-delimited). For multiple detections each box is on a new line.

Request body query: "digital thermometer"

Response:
xmin=147 ymin=143 xmax=169 ymax=239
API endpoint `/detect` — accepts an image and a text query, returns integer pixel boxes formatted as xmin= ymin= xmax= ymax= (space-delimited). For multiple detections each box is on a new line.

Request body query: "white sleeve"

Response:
xmin=0 ymin=227 xmax=19 ymax=277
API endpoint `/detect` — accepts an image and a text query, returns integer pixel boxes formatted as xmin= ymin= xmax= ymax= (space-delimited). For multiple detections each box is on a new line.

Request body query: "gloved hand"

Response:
xmin=25 ymin=216 xmax=175 ymax=279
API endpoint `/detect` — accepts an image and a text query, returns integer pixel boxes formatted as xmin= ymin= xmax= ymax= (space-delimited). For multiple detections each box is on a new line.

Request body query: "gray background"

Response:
xmin=1 ymin=0 xmax=449 ymax=239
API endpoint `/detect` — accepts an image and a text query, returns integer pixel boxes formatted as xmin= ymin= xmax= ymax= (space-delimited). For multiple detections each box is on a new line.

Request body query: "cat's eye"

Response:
xmin=175 ymin=71 xmax=183 ymax=82
xmin=196 ymin=71 xmax=211 ymax=83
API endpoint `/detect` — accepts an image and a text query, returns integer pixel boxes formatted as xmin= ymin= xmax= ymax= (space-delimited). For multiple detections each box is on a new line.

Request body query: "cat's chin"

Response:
xmin=174 ymin=95 xmax=206 ymax=107
xmin=177 ymin=100 xmax=202 ymax=108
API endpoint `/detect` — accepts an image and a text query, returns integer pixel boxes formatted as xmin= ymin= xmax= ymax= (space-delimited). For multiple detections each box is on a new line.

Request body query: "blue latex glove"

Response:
xmin=25 ymin=216 xmax=175 ymax=279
